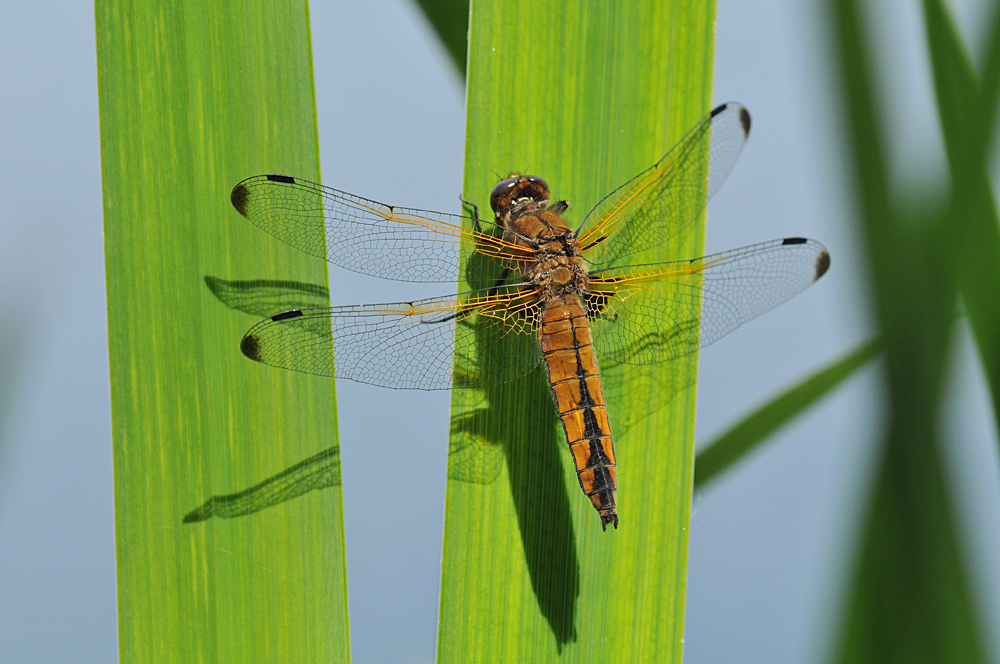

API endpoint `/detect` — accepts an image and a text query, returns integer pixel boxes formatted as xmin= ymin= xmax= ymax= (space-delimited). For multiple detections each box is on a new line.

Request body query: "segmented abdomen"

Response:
xmin=541 ymin=295 xmax=618 ymax=530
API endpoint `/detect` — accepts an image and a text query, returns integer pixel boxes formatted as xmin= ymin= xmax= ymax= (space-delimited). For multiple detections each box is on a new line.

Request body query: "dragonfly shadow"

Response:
xmin=183 ymin=446 xmax=341 ymax=522
xmin=453 ymin=368 xmax=580 ymax=648
xmin=451 ymin=250 xmax=581 ymax=648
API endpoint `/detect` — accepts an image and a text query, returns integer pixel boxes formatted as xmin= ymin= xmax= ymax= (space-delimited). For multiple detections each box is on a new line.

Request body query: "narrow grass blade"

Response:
xmin=437 ymin=1 xmax=715 ymax=661
xmin=828 ymin=0 xmax=987 ymax=660
xmin=923 ymin=0 xmax=1000 ymax=438
xmin=694 ymin=338 xmax=880 ymax=489
xmin=96 ymin=2 xmax=349 ymax=661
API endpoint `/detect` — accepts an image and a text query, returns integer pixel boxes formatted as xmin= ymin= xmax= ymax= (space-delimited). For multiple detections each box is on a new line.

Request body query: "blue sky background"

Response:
xmin=1 ymin=0 xmax=999 ymax=662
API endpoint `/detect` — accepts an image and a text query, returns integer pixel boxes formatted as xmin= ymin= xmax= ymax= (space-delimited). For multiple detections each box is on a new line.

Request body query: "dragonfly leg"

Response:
xmin=487 ymin=267 xmax=512 ymax=297
xmin=459 ymin=194 xmax=483 ymax=232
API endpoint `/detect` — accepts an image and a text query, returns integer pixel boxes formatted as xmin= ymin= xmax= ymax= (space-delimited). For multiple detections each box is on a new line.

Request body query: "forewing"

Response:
xmin=578 ymin=102 xmax=751 ymax=266
xmin=240 ymin=285 xmax=544 ymax=390
xmin=586 ymin=238 xmax=830 ymax=364
xmin=231 ymin=174 xmax=533 ymax=284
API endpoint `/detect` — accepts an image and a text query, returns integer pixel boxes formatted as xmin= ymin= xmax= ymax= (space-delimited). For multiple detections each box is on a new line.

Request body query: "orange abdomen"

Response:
xmin=541 ymin=295 xmax=618 ymax=530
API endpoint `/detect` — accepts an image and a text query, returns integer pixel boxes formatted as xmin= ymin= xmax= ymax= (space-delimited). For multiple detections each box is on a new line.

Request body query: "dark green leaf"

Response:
xmin=828 ymin=0 xmax=987 ymax=660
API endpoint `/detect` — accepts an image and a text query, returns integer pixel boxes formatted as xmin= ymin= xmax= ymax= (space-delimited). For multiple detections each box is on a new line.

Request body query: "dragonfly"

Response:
xmin=230 ymin=102 xmax=830 ymax=531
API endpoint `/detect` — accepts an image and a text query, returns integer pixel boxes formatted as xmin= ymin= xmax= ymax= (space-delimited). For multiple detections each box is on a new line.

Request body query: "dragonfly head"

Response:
xmin=490 ymin=173 xmax=550 ymax=222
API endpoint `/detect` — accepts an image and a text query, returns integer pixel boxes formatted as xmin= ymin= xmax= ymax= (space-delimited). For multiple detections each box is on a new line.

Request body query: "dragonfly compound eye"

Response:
xmin=524 ymin=175 xmax=549 ymax=200
xmin=490 ymin=175 xmax=521 ymax=214
xmin=490 ymin=174 xmax=551 ymax=216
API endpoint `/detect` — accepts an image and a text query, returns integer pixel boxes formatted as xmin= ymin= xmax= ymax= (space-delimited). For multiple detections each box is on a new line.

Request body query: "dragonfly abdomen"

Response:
xmin=541 ymin=295 xmax=618 ymax=530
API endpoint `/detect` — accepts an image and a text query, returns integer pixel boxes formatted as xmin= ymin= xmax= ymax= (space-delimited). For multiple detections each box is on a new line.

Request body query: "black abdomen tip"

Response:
xmin=241 ymin=333 xmax=261 ymax=361
xmin=601 ymin=513 xmax=619 ymax=531
xmin=815 ymin=250 xmax=831 ymax=280
xmin=231 ymin=183 xmax=250 ymax=216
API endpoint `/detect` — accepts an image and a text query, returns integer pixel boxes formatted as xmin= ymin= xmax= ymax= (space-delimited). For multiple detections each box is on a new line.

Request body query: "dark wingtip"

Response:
xmin=231 ymin=182 xmax=250 ymax=216
xmin=266 ymin=174 xmax=296 ymax=184
xmin=739 ymin=106 xmax=752 ymax=137
xmin=815 ymin=250 xmax=831 ymax=280
xmin=711 ymin=102 xmax=751 ymax=137
xmin=782 ymin=237 xmax=808 ymax=245
xmin=241 ymin=333 xmax=262 ymax=361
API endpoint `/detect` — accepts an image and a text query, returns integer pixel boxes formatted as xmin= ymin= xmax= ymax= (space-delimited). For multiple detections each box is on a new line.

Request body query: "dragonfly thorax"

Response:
xmin=504 ymin=196 xmax=589 ymax=294
xmin=507 ymin=204 xmax=573 ymax=241
xmin=526 ymin=253 xmax=589 ymax=295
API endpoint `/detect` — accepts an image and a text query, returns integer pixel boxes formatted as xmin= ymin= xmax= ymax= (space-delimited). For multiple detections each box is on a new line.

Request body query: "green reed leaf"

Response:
xmin=437 ymin=1 xmax=715 ymax=661
xmin=96 ymin=2 xmax=348 ymax=660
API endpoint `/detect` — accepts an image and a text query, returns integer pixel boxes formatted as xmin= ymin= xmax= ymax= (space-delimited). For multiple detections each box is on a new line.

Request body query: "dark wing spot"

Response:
xmin=271 ymin=309 xmax=304 ymax=321
xmin=782 ymin=237 xmax=807 ymax=245
xmin=230 ymin=183 xmax=250 ymax=216
xmin=266 ymin=174 xmax=296 ymax=184
xmin=815 ymin=250 xmax=831 ymax=280
xmin=739 ymin=106 xmax=752 ymax=137
xmin=710 ymin=102 xmax=728 ymax=118
xmin=241 ymin=333 xmax=261 ymax=361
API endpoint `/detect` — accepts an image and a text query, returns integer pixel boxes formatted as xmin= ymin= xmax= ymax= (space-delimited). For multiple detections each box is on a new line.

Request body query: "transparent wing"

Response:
xmin=231 ymin=174 xmax=534 ymax=284
xmin=586 ymin=238 xmax=830 ymax=364
xmin=577 ymin=102 xmax=752 ymax=267
xmin=240 ymin=285 xmax=545 ymax=390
